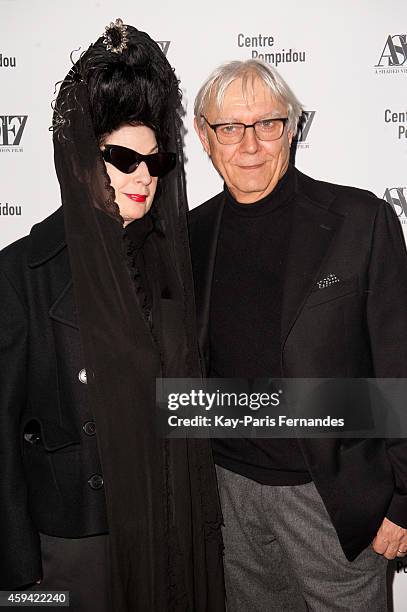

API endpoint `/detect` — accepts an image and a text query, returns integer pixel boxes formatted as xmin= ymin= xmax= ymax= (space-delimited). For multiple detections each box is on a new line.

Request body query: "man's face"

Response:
xmin=195 ymin=76 xmax=293 ymax=204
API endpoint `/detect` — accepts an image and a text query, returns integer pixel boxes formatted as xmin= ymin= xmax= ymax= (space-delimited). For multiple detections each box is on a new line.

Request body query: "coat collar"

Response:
xmin=190 ymin=167 xmax=346 ymax=366
xmin=26 ymin=207 xmax=79 ymax=329
xmin=28 ymin=207 xmax=66 ymax=268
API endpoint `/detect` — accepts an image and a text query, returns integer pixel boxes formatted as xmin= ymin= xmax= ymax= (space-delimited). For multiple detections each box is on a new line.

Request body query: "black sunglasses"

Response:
xmin=102 ymin=145 xmax=176 ymax=178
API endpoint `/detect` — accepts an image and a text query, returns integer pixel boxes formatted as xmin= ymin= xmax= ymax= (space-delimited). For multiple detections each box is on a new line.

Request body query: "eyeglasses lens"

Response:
xmin=105 ymin=146 xmax=176 ymax=177
xmin=109 ymin=147 xmax=139 ymax=173
xmin=215 ymin=119 xmax=285 ymax=144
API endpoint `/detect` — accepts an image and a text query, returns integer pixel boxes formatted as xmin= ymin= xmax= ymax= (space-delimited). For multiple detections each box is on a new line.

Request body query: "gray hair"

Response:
xmin=194 ymin=59 xmax=303 ymax=136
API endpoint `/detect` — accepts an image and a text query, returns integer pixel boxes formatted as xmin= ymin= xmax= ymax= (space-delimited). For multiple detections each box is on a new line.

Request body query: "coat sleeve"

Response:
xmin=365 ymin=200 xmax=407 ymax=527
xmin=0 ymin=269 xmax=41 ymax=588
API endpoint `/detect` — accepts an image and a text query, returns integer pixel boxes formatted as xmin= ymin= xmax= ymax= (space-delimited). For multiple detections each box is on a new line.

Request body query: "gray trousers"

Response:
xmin=216 ymin=465 xmax=388 ymax=612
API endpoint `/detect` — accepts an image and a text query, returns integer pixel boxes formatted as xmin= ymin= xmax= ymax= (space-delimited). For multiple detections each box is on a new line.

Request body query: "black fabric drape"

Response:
xmin=52 ymin=28 xmax=224 ymax=611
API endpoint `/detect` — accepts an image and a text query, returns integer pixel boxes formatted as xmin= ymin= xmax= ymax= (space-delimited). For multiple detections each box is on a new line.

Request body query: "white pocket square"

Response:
xmin=317 ymin=273 xmax=341 ymax=289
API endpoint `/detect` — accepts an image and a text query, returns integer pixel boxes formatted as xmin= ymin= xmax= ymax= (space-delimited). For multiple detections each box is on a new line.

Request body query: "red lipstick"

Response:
xmin=125 ymin=194 xmax=147 ymax=202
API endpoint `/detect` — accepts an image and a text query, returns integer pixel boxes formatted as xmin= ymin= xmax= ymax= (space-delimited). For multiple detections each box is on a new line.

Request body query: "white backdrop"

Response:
xmin=1 ymin=0 xmax=407 ymax=606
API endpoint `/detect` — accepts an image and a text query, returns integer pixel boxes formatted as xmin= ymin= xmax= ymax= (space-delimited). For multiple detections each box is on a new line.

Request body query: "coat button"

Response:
xmin=78 ymin=369 xmax=87 ymax=384
xmin=82 ymin=421 xmax=96 ymax=436
xmin=88 ymin=474 xmax=104 ymax=490
xmin=23 ymin=432 xmax=41 ymax=445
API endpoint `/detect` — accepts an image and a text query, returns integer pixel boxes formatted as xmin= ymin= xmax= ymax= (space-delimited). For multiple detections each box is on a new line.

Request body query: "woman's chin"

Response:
xmin=121 ymin=206 xmax=147 ymax=225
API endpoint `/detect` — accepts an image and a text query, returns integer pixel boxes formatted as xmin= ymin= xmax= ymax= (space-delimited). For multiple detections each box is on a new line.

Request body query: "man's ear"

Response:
xmin=194 ymin=117 xmax=211 ymax=156
xmin=287 ymin=129 xmax=294 ymax=147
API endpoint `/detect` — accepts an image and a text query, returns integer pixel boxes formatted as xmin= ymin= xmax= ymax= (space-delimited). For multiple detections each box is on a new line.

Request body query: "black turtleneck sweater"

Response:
xmin=210 ymin=165 xmax=311 ymax=485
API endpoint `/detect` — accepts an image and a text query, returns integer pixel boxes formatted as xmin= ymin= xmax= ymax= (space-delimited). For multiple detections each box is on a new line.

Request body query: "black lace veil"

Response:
xmin=51 ymin=22 xmax=224 ymax=611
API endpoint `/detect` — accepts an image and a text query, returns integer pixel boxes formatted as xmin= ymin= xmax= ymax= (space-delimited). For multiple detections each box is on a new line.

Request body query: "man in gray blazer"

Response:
xmin=190 ymin=59 xmax=407 ymax=611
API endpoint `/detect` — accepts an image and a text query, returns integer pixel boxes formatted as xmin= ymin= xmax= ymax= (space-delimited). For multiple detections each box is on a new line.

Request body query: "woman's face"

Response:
xmin=103 ymin=124 xmax=158 ymax=226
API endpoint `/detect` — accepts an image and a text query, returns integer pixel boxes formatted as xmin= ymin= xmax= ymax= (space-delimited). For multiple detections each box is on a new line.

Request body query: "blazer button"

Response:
xmin=88 ymin=474 xmax=104 ymax=490
xmin=82 ymin=421 xmax=96 ymax=436
xmin=78 ymin=368 xmax=87 ymax=384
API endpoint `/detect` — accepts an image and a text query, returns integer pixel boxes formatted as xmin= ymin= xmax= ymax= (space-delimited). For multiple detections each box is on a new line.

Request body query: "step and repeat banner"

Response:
xmin=1 ymin=0 xmax=406 ymax=606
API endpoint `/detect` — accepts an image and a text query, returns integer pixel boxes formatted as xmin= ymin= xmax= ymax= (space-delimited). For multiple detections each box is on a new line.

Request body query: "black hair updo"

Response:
xmin=55 ymin=25 xmax=181 ymax=150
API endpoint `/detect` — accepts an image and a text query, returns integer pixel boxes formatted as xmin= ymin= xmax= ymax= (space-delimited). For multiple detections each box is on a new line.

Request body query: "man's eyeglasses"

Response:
xmin=201 ymin=116 xmax=289 ymax=145
xmin=102 ymin=145 xmax=176 ymax=177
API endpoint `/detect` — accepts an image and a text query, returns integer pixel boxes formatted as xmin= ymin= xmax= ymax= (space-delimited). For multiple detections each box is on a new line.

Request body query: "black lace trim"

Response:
xmin=123 ymin=221 xmax=153 ymax=326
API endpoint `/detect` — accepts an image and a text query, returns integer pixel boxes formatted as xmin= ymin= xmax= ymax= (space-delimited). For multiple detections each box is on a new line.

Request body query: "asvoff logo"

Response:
xmin=383 ymin=187 xmax=407 ymax=225
xmin=294 ymin=111 xmax=316 ymax=150
xmin=375 ymin=35 xmax=407 ymax=74
xmin=0 ymin=115 xmax=28 ymax=152
xmin=156 ymin=41 xmax=171 ymax=56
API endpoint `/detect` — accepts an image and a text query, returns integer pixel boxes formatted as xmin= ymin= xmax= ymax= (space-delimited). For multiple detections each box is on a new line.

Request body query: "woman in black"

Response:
xmin=0 ymin=19 xmax=224 ymax=611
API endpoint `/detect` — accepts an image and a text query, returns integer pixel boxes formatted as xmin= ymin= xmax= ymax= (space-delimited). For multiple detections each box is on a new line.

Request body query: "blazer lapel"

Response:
xmin=190 ymin=194 xmax=224 ymax=363
xmin=281 ymin=194 xmax=345 ymax=349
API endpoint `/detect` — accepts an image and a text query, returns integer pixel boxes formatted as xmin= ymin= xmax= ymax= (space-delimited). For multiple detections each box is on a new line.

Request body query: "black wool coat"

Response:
xmin=189 ymin=166 xmax=407 ymax=562
xmin=0 ymin=208 xmax=108 ymax=589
